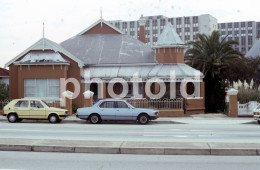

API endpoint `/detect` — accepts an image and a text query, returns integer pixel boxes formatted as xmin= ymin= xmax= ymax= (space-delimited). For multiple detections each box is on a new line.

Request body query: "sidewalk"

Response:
xmin=0 ymin=138 xmax=259 ymax=156
xmin=0 ymin=114 xmax=255 ymax=124
xmin=171 ymin=114 xmax=255 ymax=124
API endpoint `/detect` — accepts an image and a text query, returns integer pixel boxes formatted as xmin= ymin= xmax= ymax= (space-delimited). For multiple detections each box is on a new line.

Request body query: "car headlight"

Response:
xmin=153 ymin=112 xmax=158 ymax=116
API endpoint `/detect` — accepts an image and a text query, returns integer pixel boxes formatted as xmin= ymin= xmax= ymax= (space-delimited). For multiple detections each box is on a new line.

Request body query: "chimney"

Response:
xmin=138 ymin=14 xmax=146 ymax=43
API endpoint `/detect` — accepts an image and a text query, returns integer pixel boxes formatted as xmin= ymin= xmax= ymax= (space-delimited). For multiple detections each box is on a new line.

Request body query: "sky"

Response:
xmin=1 ymin=0 xmax=260 ymax=68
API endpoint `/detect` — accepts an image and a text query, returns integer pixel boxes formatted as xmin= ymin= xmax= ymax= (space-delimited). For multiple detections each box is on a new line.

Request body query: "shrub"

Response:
xmin=237 ymin=87 xmax=260 ymax=104
xmin=0 ymin=82 xmax=9 ymax=101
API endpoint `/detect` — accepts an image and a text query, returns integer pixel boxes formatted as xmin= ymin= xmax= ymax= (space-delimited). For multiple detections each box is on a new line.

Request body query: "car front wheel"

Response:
xmin=49 ymin=114 xmax=59 ymax=123
xmin=8 ymin=114 xmax=18 ymax=123
xmin=258 ymin=120 xmax=260 ymax=124
xmin=89 ymin=114 xmax=101 ymax=124
xmin=138 ymin=114 xmax=149 ymax=125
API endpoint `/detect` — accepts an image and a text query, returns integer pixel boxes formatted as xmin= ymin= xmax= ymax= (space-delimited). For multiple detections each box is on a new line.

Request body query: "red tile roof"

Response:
xmin=0 ymin=68 xmax=9 ymax=77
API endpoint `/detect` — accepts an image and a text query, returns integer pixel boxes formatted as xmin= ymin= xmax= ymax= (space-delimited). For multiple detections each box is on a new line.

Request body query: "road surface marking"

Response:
xmin=144 ymin=135 xmax=188 ymax=137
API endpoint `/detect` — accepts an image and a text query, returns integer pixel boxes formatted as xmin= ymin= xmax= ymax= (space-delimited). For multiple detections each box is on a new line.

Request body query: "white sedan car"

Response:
xmin=253 ymin=105 xmax=260 ymax=124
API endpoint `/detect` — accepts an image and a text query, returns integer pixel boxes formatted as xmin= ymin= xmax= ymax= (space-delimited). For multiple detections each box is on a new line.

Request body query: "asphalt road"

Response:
xmin=0 ymin=120 xmax=260 ymax=143
xmin=0 ymin=151 xmax=260 ymax=170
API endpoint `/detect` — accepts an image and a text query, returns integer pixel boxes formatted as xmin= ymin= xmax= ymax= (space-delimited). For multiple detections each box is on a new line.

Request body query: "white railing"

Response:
xmin=238 ymin=101 xmax=260 ymax=116
xmin=126 ymin=98 xmax=183 ymax=110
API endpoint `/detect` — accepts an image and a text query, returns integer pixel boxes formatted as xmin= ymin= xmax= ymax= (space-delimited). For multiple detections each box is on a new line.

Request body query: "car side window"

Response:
xmin=99 ymin=101 xmax=115 ymax=108
xmin=14 ymin=101 xmax=29 ymax=108
xmin=30 ymin=101 xmax=44 ymax=108
xmin=116 ymin=102 xmax=128 ymax=108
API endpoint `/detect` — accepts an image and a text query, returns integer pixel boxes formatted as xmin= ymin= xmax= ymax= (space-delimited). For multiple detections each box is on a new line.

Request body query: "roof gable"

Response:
xmin=155 ymin=22 xmax=184 ymax=47
xmin=5 ymin=38 xmax=84 ymax=68
xmin=78 ymin=19 xmax=125 ymax=35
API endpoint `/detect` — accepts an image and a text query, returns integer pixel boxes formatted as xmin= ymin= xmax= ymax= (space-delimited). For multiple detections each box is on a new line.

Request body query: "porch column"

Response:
xmin=102 ymin=83 xmax=107 ymax=99
xmin=227 ymin=88 xmax=238 ymax=117
xmin=62 ymin=90 xmax=73 ymax=116
xmin=83 ymin=90 xmax=94 ymax=107
xmin=154 ymin=83 xmax=160 ymax=94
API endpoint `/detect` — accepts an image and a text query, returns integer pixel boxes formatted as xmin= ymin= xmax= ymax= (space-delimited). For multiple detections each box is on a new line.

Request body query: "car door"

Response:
xmin=115 ymin=101 xmax=133 ymax=120
xmin=29 ymin=100 xmax=46 ymax=119
xmin=98 ymin=101 xmax=116 ymax=120
xmin=13 ymin=100 xmax=30 ymax=118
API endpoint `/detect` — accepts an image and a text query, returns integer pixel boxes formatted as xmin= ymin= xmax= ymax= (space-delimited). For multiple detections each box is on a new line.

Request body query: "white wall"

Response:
xmin=0 ymin=77 xmax=9 ymax=85
xmin=199 ymin=14 xmax=218 ymax=35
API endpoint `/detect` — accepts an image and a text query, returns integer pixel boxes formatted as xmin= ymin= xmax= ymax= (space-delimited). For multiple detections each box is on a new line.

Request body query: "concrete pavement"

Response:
xmin=2 ymin=152 xmax=260 ymax=170
xmin=0 ymin=138 xmax=260 ymax=156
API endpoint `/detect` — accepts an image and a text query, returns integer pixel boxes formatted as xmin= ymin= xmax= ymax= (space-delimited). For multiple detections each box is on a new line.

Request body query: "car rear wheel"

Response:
xmin=138 ymin=114 xmax=149 ymax=125
xmin=8 ymin=114 xmax=17 ymax=123
xmin=89 ymin=114 xmax=101 ymax=124
xmin=49 ymin=114 xmax=59 ymax=123
xmin=258 ymin=120 xmax=260 ymax=124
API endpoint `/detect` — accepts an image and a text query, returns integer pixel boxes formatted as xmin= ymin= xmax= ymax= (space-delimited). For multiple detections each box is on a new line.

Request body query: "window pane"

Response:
xmin=30 ymin=101 xmax=44 ymax=108
xmin=25 ymin=87 xmax=36 ymax=97
xmin=48 ymin=87 xmax=59 ymax=97
xmin=36 ymin=79 xmax=47 ymax=97
xmin=24 ymin=79 xmax=60 ymax=98
xmin=100 ymin=101 xmax=114 ymax=108
xmin=48 ymin=79 xmax=59 ymax=86
xmin=116 ymin=102 xmax=128 ymax=108
xmin=24 ymin=79 xmax=35 ymax=86
xmin=14 ymin=101 xmax=28 ymax=108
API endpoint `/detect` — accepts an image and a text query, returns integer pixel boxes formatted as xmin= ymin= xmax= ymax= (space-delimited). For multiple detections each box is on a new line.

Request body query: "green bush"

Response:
xmin=72 ymin=103 xmax=78 ymax=114
xmin=0 ymin=82 xmax=9 ymax=101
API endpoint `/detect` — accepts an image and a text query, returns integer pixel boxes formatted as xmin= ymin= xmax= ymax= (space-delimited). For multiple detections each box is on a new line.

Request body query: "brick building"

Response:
xmin=5 ymin=18 xmax=205 ymax=114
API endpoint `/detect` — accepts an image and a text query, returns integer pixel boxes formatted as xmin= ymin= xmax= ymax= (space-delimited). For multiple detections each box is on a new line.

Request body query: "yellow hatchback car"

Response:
xmin=3 ymin=99 xmax=68 ymax=123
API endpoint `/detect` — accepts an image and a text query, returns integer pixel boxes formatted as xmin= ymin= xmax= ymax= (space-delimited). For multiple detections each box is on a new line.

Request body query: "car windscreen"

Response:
xmin=41 ymin=100 xmax=50 ymax=108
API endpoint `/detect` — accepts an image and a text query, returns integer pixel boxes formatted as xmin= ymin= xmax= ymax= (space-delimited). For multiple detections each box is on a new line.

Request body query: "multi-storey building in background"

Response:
xmin=218 ymin=21 xmax=258 ymax=54
xmin=109 ymin=14 xmax=218 ymax=46
xmin=110 ymin=14 xmax=260 ymax=55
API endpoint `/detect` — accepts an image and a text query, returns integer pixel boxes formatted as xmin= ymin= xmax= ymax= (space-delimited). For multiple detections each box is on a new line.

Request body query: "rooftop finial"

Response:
xmin=42 ymin=22 xmax=45 ymax=51
xmin=100 ymin=8 xmax=103 ymax=28
xmin=100 ymin=8 xmax=102 ymax=20
xmin=43 ymin=22 xmax=45 ymax=38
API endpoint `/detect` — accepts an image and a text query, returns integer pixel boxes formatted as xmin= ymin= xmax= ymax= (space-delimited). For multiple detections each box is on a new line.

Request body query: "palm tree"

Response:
xmin=185 ymin=31 xmax=243 ymax=112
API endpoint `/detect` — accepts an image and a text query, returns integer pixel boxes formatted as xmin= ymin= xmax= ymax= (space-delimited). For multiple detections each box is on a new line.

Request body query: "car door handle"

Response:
xmin=116 ymin=110 xmax=119 ymax=111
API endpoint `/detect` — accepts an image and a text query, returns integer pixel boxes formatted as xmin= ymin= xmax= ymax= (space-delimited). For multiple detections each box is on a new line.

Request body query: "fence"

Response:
xmin=126 ymin=98 xmax=183 ymax=110
xmin=0 ymin=100 xmax=10 ymax=111
xmin=238 ymin=101 xmax=260 ymax=116
xmin=46 ymin=101 xmax=63 ymax=108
